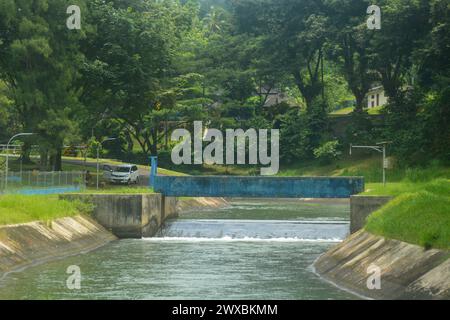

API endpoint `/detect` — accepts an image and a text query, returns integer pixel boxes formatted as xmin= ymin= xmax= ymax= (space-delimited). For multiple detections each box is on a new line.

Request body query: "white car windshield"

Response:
xmin=116 ymin=167 xmax=131 ymax=173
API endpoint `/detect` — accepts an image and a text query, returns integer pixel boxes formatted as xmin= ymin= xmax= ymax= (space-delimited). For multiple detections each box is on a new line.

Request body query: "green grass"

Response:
xmin=81 ymin=186 xmax=154 ymax=194
xmin=330 ymin=106 xmax=385 ymax=115
xmin=364 ymin=179 xmax=450 ymax=249
xmin=365 ymin=187 xmax=450 ymax=250
xmin=62 ymin=156 xmax=187 ymax=176
xmin=0 ymin=195 xmax=92 ymax=225
xmin=168 ymin=154 xmax=450 ymax=187
xmin=365 ymin=179 xmax=450 ymax=196
xmin=172 ymin=154 xmax=383 ymax=178
xmin=330 ymin=106 xmax=354 ymax=115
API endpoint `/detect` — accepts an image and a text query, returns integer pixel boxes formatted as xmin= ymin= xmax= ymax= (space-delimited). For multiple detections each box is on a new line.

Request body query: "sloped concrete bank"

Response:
xmin=0 ymin=195 xmax=226 ymax=279
xmin=176 ymin=197 xmax=229 ymax=213
xmin=314 ymin=230 xmax=450 ymax=299
xmin=0 ymin=215 xmax=117 ymax=279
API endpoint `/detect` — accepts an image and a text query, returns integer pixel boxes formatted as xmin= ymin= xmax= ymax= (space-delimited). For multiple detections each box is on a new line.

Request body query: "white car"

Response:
xmin=104 ymin=164 xmax=140 ymax=185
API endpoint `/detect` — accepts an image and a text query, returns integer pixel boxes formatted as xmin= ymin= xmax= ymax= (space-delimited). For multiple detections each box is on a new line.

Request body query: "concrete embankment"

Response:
xmin=350 ymin=195 xmax=393 ymax=233
xmin=0 ymin=194 xmax=227 ymax=279
xmin=61 ymin=194 xmax=179 ymax=238
xmin=314 ymin=230 xmax=450 ymax=299
xmin=176 ymin=197 xmax=229 ymax=212
xmin=60 ymin=194 xmax=227 ymax=238
xmin=0 ymin=215 xmax=116 ymax=279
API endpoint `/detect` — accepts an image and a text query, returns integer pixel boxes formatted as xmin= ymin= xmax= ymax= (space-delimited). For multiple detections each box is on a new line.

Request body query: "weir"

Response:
xmin=153 ymin=176 xmax=364 ymax=198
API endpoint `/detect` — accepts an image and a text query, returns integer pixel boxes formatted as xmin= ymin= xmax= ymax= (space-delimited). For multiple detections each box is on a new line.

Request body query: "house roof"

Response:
xmin=368 ymin=86 xmax=384 ymax=93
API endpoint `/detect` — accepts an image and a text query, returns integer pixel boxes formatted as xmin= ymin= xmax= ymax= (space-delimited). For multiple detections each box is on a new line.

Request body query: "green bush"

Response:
xmin=313 ymin=140 xmax=342 ymax=164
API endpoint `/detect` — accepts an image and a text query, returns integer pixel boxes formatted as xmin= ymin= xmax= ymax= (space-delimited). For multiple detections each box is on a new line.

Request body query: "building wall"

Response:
xmin=367 ymin=89 xmax=388 ymax=109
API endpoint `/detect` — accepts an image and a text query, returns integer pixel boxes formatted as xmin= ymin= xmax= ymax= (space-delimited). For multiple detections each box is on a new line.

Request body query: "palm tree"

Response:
xmin=203 ymin=6 xmax=225 ymax=34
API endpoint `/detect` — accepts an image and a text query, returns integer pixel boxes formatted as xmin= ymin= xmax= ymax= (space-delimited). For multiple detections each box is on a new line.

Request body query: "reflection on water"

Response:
xmin=0 ymin=199 xmax=358 ymax=300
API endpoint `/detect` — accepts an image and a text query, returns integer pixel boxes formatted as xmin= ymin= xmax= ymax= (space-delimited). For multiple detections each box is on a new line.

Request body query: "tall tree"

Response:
xmin=81 ymin=0 xmax=197 ymax=156
xmin=327 ymin=0 xmax=377 ymax=112
xmin=0 ymin=0 xmax=87 ymax=169
xmin=233 ymin=0 xmax=330 ymax=112
xmin=370 ymin=0 xmax=429 ymax=103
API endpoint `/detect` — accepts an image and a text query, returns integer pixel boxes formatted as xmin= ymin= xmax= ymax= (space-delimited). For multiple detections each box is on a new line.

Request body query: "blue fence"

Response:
xmin=154 ymin=176 xmax=364 ymax=198
xmin=0 ymin=171 xmax=86 ymax=195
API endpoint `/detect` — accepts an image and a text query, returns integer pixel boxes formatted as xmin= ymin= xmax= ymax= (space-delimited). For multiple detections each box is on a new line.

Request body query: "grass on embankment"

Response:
xmin=365 ymin=179 xmax=450 ymax=250
xmin=0 ymin=195 xmax=93 ymax=225
xmin=81 ymin=186 xmax=154 ymax=194
xmin=0 ymin=186 xmax=154 ymax=225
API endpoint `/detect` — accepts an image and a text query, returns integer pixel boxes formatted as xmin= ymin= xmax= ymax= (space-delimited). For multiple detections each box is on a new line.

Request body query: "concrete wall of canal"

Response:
xmin=315 ymin=230 xmax=450 ymax=299
xmin=60 ymin=192 xmax=392 ymax=239
xmin=0 ymin=215 xmax=117 ymax=279
xmin=350 ymin=195 xmax=393 ymax=233
xmin=61 ymin=194 xmax=178 ymax=238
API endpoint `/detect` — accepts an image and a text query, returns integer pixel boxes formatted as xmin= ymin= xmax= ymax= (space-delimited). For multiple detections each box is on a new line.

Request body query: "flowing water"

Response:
xmin=0 ymin=199 xmax=358 ymax=300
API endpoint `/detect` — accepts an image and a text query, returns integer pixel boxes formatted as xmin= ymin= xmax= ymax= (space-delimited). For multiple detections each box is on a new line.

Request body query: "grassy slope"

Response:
xmin=364 ymin=175 xmax=450 ymax=249
xmin=3 ymin=154 xmax=186 ymax=176
xmin=61 ymin=156 xmax=187 ymax=176
xmin=0 ymin=187 xmax=155 ymax=225
xmin=175 ymin=154 xmax=387 ymax=178
xmin=330 ymin=106 xmax=384 ymax=115
xmin=365 ymin=179 xmax=450 ymax=249
xmin=81 ymin=186 xmax=155 ymax=194
xmin=0 ymin=195 xmax=92 ymax=225
xmin=276 ymin=155 xmax=450 ymax=250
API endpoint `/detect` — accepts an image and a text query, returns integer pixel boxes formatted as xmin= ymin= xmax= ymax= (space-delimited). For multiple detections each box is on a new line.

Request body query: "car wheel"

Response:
xmin=135 ymin=177 xmax=139 ymax=185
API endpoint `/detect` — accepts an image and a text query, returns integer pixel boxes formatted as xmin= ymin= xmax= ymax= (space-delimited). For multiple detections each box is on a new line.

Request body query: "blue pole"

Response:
xmin=149 ymin=156 xmax=158 ymax=187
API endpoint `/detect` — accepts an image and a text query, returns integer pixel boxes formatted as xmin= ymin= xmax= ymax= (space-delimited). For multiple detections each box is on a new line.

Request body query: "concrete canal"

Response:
xmin=0 ymin=199 xmax=359 ymax=299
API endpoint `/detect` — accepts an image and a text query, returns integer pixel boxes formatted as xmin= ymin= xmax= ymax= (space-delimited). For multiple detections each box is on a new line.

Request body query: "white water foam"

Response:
xmin=143 ymin=236 xmax=343 ymax=243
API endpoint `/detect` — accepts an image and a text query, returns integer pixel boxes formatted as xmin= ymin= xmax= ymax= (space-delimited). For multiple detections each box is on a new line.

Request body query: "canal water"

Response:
xmin=0 ymin=199 xmax=358 ymax=299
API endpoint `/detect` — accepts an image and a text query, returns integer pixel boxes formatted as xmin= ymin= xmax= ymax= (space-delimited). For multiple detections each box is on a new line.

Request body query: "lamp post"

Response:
xmin=96 ymin=138 xmax=117 ymax=189
xmin=350 ymin=141 xmax=392 ymax=186
xmin=4 ymin=133 xmax=34 ymax=189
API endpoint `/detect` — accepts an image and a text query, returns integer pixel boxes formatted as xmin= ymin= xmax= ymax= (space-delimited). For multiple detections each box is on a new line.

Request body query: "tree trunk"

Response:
xmin=53 ymin=148 xmax=62 ymax=171
xmin=39 ymin=149 xmax=48 ymax=170
xmin=20 ymin=142 xmax=33 ymax=164
xmin=125 ymin=132 xmax=134 ymax=153
xmin=354 ymin=92 xmax=366 ymax=113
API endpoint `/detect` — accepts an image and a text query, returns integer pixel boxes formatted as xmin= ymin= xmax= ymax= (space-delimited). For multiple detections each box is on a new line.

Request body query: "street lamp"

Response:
xmin=96 ymin=138 xmax=117 ymax=189
xmin=4 ymin=133 xmax=34 ymax=189
xmin=350 ymin=141 xmax=392 ymax=186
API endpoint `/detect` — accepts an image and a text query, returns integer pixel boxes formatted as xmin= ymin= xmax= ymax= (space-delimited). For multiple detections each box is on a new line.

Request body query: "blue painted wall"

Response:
xmin=154 ymin=176 xmax=364 ymax=198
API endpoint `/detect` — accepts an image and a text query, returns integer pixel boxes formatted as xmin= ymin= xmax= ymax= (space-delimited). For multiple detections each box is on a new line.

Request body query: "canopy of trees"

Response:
xmin=0 ymin=0 xmax=448 ymax=169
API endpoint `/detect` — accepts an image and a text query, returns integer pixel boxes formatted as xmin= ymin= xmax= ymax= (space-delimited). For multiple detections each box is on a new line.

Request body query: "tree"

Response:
xmin=327 ymin=0 xmax=377 ymax=112
xmin=369 ymin=0 xmax=429 ymax=103
xmin=0 ymin=0 xmax=87 ymax=170
xmin=81 ymin=0 xmax=197 ymax=156
xmin=233 ymin=0 xmax=330 ymax=113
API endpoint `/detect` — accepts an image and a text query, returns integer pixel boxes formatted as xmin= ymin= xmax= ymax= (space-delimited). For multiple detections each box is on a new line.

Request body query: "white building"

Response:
xmin=366 ymin=86 xmax=388 ymax=109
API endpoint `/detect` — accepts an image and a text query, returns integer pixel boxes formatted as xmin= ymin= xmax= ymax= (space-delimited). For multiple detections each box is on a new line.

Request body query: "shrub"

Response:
xmin=313 ymin=140 xmax=342 ymax=164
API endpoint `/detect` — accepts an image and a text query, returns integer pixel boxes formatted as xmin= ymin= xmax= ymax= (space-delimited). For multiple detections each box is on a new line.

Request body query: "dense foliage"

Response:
xmin=0 ymin=0 xmax=448 ymax=169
